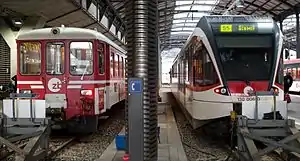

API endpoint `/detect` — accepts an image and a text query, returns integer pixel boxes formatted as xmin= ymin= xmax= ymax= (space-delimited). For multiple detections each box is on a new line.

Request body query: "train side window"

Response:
xmin=19 ymin=42 xmax=42 ymax=75
xmin=121 ymin=57 xmax=124 ymax=77
xmin=124 ymin=58 xmax=127 ymax=77
xmin=193 ymin=42 xmax=219 ymax=86
xmin=275 ymin=56 xmax=283 ymax=85
xmin=111 ymin=53 xmax=114 ymax=77
xmin=115 ymin=54 xmax=119 ymax=77
xmin=174 ymin=62 xmax=177 ymax=77
xmin=98 ymin=44 xmax=105 ymax=74
xmin=188 ymin=46 xmax=192 ymax=82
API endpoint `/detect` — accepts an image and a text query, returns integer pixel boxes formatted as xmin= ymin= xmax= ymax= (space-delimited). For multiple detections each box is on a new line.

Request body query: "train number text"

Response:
xmin=237 ymin=97 xmax=260 ymax=102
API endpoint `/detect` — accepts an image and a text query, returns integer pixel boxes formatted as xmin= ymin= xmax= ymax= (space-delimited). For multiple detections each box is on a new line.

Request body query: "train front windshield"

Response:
xmin=216 ymin=35 xmax=274 ymax=81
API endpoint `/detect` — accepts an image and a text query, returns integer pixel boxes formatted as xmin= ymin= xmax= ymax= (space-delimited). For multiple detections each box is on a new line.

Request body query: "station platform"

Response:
xmin=96 ymin=88 xmax=188 ymax=161
xmin=287 ymin=94 xmax=300 ymax=129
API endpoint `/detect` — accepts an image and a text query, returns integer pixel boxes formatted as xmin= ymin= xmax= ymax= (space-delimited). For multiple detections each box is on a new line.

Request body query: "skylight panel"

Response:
xmin=173 ymin=19 xmax=186 ymax=23
xmin=186 ymin=19 xmax=201 ymax=23
xmin=175 ymin=5 xmax=192 ymax=10
xmin=192 ymin=5 xmax=213 ymax=11
xmin=174 ymin=13 xmax=189 ymax=19
xmin=172 ymin=28 xmax=185 ymax=31
xmin=194 ymin=0 xmax=216 ymax=5
xmin=176 ymin=0 xmax=193 ymax=5
xmin=171 ymin=31 xmax=193 ymax=35
xmin=188 ymin=12 xmax=209 ymax=17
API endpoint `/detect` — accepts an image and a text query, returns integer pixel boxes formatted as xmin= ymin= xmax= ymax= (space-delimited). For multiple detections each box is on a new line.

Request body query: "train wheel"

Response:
xmin=84 ymin=116 xmax=99 ymax=133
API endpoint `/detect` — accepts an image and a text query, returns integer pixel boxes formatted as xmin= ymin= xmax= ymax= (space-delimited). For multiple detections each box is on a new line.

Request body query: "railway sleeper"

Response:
xmin=236 ymin=116 xmax=300 ymax=161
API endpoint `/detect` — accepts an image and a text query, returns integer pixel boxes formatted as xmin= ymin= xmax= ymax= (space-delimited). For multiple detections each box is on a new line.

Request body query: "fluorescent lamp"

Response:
xmin=14 ymin=21 xmax=22 ymax=25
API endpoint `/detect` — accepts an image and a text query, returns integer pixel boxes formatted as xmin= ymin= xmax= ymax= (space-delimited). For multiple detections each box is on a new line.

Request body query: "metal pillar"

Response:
xmin=296 ymin=12 xmax=300 ymax=58
xmin=125 ymin=0 xmax=158 ymax=160
xmin=279 ymin=20 xmax=283 ymax=32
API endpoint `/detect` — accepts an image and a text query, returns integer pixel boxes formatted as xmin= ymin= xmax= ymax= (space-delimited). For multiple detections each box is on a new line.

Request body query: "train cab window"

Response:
xmin=98 ymin=44 xmax=105 ymax=74
xmin=110 ymin=53 xmax=114 ymax=77
xmin=46 ymin=42 xmax=64 ymax=75
xmin=115 ymin=54 xmax=119 ymax=77
xmin=19 ymin=42 xmax=41 ymax=75
xmin=219 ymin=48 xmax=273 ymax=81
xmin=70 ymin=42 xmax=93 ymax=75
xmin=193 ymin=42 xmax=219 ymax=86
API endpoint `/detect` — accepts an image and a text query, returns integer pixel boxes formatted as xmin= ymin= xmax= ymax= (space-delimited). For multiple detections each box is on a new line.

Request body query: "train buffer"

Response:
xmin=233 ymin=91 xmax=300 ymax=161
xmin=0 ymin=93 xmax=50 ymax=161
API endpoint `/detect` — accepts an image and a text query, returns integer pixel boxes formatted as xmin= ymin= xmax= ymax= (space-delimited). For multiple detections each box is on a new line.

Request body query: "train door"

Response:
xmin=97 ymin=42 xmax=106 ymax=113
xmin=44 ymin=42 xmax=68 ymax=109
xmin=113 ymin=53 xmax=119 ymax=104
xmin=107 ymin=51 xmax=114 ymax=109
xmin=68 ymin=41 xmax=94 ymax=115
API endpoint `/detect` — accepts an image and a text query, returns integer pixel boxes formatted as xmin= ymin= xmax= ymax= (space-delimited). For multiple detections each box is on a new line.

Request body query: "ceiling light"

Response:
xmin=14 ymin=21 xmax=22 ymax=25
xmin=236 ymin=0 xmax=244 ymax=8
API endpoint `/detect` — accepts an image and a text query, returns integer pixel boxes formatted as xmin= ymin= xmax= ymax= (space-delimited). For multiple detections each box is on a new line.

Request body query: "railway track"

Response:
xmin=168 ymin=93 xmax=288 ymax=161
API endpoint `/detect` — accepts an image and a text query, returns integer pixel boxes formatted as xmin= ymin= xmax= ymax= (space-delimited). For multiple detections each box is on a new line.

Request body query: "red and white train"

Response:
xmin=16 ymin=27 xmax=126 ymax=132
xmin=170 ymin=15 xmax=284 ymax=129
xmin=284 ymin=58 xmax=300 ymax=93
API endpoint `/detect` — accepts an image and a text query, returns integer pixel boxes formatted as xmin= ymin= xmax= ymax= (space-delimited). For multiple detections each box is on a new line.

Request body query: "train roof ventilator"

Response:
xmin=0 ymin=93 xmax=50 ymax=161
xmin=230 ymin=91 xmax=300 ymax=161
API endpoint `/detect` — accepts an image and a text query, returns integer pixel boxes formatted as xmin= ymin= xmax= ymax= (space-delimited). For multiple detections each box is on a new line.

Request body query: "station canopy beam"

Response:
xmin=108 ymin=0 xmax=300 ymax=57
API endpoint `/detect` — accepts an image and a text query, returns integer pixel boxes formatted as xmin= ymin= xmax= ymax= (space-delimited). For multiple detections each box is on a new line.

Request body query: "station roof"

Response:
xmin=0 ymin=0 xmax=126 ymax=48
xmin=0 ymin=0 xmax=300 ymax=55
xmin=110 ymin=0 xmax=300 ymax=53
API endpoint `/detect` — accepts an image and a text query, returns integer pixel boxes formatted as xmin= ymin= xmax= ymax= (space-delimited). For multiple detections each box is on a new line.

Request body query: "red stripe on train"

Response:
xmin=227 ymin=81 xmax=269 ymax=93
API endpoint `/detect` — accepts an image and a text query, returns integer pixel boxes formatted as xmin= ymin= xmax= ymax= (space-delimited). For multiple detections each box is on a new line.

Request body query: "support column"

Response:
xmin=296 ymin=13 xmax=300 ymax=58
xmin=279 ymin=19 xmax=283 ymax=32
xmin=125 ymin=0 xmax=158 ymax=160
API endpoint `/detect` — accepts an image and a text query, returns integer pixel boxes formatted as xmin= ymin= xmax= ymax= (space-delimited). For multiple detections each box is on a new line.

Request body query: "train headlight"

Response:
xmin=80 ymin=89 xmax=93 ymax=96
xmin=214 ymin=87 xmax=228 ymax=95
xmin=271 ymin=87 xmax=279 ymax=95
xmin=220 ymin=88 xmax=227 ymax=94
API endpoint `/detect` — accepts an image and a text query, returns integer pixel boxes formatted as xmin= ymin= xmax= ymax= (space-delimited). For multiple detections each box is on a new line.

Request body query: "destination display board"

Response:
xmin=211 ymin=23 xmax=273 ymax=34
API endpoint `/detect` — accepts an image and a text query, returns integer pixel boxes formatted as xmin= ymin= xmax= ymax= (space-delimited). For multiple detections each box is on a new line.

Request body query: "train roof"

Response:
xmin=17 ymin=27 xmax=126 ymax=54
xmin=198 ymin=15 xmax=274 ymax=24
